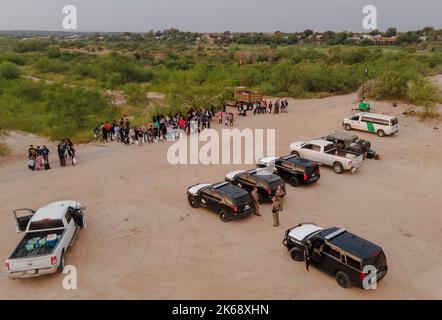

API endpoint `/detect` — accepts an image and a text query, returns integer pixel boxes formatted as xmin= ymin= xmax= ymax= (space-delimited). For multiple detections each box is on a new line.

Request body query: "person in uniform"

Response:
xmin=275 ymin=185 xmax=285 ymax=211
xmin=271 ymin=197 xmax=281 ymax=227
xmin=251 ymin=187 xmax=261 ymax=216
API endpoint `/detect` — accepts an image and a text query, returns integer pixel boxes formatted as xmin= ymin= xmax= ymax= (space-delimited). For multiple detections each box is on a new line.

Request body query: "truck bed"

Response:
xmin=9 ymin=229 xmax=65 ymax=259
xmin=325 ymin=148 xmax=359 ymax=158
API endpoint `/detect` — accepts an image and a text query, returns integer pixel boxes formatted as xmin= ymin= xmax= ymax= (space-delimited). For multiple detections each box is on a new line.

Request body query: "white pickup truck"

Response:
xmin=289 ymin=139 xmax=363 ymax=174
xmin=4 ymin=201 xmax=86 ymax=279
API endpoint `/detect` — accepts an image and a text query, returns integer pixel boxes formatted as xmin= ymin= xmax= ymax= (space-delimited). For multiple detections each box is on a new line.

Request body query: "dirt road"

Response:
xmin=0 ymin=93 xmax=441 ymax=299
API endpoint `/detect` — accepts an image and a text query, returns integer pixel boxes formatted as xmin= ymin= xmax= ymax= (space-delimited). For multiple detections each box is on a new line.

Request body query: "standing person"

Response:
xmin=41 ymin=145 xmax=50 ymax=170
xmin=218 ymin=111 xmax=223 ymax=124
xmin=57 ymin=143 xmax=66 ymax=167
xmin=137 ymin=127 xmax=144 ymax=146
xmin=276 ymin=185 xmax=285 ymax=211
xmin=142 ymin=123 xmax=148 ymax=143
xmin=268 ymin=101 xmax=273 ymax=114
xmin=101 ymin=123 xmax=107 ymax=144
xmin=93 ymin=126 xmax=99 ymax=141
xmin=28 ymin=145 xmax=36 ymax=170
xmin=274 ymin=100 xmax=279 ymax=114
xmin=35 ymin=153 xmax=44 ymax=171
xmin=229 ymin=112 xmax=234 ymax=127
xmin=67 ymin=139 xmax=76 ymax=165
xmin=251 ymin=187 xmax=261 ymax=217
xmin=114 ymin=123 xmax=121 ymax=143
xmin=271 ymin=197 xmax=281 ymax=227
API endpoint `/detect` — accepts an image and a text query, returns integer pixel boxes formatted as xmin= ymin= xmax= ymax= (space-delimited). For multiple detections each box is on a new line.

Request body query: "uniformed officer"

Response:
xmin=271 ymin=197 xmax=281 ymax=227
xmin=251 ymin=187 xmax=261 ymax=216
xmin=275 ymin=185 xmax=285 ymax=211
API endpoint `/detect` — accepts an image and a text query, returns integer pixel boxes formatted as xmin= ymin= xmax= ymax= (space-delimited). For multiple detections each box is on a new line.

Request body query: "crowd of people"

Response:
xmin=236 ymin=99 xmax=289 ymax=116
xmin=27 ymin=145 xmax=50 ymax=171
xmin=93 ymin=99 xmax=288 ymax=147
xmin=27 ymin=139 xmax=76 ymax=171
xmin=94 ymin=108 xmax=217 ymax=145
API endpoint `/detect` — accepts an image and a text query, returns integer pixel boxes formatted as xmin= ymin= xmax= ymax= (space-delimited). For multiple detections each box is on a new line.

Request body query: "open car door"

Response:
xmin=73 ymin=206 xmax=87 ymax=229
xmin=13 ymin=208 xmax=35 ymax=233
xmin=304 ymin=241 xmax=311 ymax=271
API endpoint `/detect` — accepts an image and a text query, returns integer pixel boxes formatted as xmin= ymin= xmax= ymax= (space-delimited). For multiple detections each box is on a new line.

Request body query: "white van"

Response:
xmin=342 ymin=112 xmax=399 ymax=137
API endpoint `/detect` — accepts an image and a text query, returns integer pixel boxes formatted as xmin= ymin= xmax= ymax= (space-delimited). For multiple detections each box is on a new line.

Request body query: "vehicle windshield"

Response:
xmin=28 ymin=219 xmax=64 ymax=231
xmin=390 ymin=118 xmax=398 ymax=126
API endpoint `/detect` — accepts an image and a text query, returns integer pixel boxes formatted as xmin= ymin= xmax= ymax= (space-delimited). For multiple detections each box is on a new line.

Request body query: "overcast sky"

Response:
xmin=0 ymin=0 xmax=441 ymax=33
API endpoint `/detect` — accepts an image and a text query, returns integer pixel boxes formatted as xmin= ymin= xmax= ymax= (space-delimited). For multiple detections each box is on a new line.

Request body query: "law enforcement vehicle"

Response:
xmin=187 ymin=182 xmax=255 ymax=222
xmin=257 ymin=155 xmax=320 ymax=187
xmin=224 ymin=169 xmax=286 ymax=202
xmin=283 ymin=223 xmax=388 ymax=289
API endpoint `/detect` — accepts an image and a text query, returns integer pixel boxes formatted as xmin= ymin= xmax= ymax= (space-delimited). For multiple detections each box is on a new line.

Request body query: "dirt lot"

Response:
xmin=0 ymin=92 xmax=441 ymax=299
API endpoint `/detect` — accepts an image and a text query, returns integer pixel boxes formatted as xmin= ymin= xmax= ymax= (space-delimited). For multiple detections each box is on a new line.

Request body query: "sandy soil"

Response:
xmin=0 ymin=92 xmax=441 ymax=300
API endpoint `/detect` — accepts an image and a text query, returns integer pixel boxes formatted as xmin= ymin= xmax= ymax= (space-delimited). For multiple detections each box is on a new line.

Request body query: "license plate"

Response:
xmin=244 ymin=205 xmax=250 ymax=210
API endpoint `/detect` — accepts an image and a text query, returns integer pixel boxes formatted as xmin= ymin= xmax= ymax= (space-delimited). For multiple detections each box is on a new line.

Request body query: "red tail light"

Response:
xmin=50 ymin=256 xmax=57 ymax=266
xmin=303 ymin=173 xmax=308 ymax=181
xmin=359 ymin=272 xmax=367 ymax=281
xmin=317 ymin=168 xmax=320 ymax=175
xmin=230 ymin=205 xmax=238 ymax=213
xmin=4 ymin=262 xmax=9 ymax=272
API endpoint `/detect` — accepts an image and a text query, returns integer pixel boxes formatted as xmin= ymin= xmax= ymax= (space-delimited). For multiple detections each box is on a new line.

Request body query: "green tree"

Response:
xmin=384 ymin=28 xmax=398 ymax=37
xmin=407 ymin=78 xmax=439 ymax=118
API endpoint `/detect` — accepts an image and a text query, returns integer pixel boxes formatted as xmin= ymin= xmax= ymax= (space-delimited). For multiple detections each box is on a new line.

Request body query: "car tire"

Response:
xmin=188 ymin=197 xmax=199 ymax=208
xmin=333 ymin=162 xmax=344 ymax=174
xmin=336 ymin=271 xmax=351 ymax=289
xmin=58 ymin=250 xmax=66 ymax=273
xmin=344 ymin=124 xmax=352 ymax=131
xmin=290 ymin=177 xmax=300 ymax=187
xmin=289 ymin=247 xmax=305 ymax=261
xmin=219 ymin=209 xmax=229 ymax=222
xmin=291 ymin=151 xmax=300 ymax=157
xmin=377 ymin=129 xmax=385 ymax=137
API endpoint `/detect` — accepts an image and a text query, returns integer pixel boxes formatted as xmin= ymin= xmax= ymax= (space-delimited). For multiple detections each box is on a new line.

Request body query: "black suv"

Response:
xmin=283 ymin=223 xmax=388 ymax=289
xmin=272 ymin=155 xmax=320 ymax=187
xmin=187 ymin=182 xmax=255 ymax=222
xmin=225 ymin=169 xmax=286 ymax=202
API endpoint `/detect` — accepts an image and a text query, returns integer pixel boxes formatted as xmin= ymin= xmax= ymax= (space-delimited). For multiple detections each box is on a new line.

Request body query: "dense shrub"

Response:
xmin=0 ymin=61 xmax=21 ymax=79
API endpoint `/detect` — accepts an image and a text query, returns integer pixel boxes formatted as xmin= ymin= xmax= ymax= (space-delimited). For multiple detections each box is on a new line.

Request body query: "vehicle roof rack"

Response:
xmin=325 ymin=228 xmax=346 ymax=240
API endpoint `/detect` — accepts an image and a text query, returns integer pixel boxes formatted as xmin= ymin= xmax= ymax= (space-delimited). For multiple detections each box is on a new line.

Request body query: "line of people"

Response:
xmin=94 ymin=108 xmax=217 ymax=146
xmin=234 ymin=99 xmax=289 ymax=116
